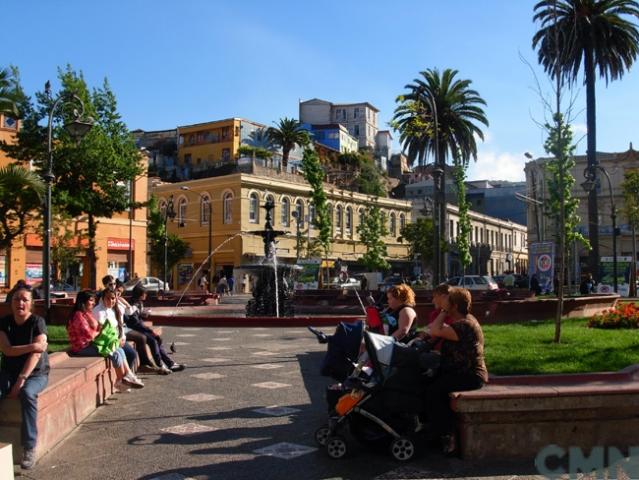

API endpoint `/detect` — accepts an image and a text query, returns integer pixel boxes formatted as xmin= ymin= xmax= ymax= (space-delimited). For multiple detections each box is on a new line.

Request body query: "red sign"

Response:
xmin=107 ymin=238 xmax=135 ymax=250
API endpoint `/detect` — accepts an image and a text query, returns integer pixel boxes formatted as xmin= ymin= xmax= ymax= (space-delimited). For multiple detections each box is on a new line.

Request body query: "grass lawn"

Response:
xmin=47 ymin=325 xmax=70 ymax=353
xmin=484 ymin=318 xmax=639 ymax=375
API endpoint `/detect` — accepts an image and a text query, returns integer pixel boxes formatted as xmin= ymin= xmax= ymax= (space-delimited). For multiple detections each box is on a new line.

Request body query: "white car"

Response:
xmin=124 ymin=276 xmax=167 ymax=292
xmin=328 ymin=277 xmax=361 ymax=290
xmin=447 ymin=275 xmax=498 ymax=291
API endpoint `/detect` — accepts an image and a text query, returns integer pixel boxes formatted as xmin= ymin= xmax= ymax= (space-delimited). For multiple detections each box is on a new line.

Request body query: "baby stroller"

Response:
xmin=313 ymin=329 xmax=440 ymax=461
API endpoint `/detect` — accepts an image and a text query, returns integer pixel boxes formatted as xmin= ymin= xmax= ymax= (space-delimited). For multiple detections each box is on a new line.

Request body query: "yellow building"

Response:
xmin=152 ymin=163 xmax=413 ymax=289
xmin=0 ymin=112 xmax=148 ymax=290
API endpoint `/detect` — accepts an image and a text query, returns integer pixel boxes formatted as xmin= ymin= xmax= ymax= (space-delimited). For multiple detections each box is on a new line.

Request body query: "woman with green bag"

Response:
xmin=67 ymin=290 xmax=143 ymax=389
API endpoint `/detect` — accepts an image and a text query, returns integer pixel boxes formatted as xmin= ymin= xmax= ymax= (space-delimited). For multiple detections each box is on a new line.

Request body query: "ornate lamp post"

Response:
xmin=181 ymin=186 xmax=212 ymax=288
xmin=582 ymin=165 xmax=618 ymax=293
xmin=163 ymin=195 xmax=176 ymax=290
xmin=43 ymin=81 xmax=93 ymax=311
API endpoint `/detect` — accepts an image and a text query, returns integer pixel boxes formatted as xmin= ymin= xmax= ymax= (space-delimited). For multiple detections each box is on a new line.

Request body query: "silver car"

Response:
xmin=124 ymin=276 xmax=167 ymax=292
xmin=447 ymin=275 xmax=498 ymax=291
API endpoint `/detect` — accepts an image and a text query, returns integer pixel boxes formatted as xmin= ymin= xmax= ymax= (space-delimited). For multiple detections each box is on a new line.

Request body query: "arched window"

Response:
xmin=335 ymin=205 xmax=343 ymax=232
xmin=295 ymin=199 xmax=304 ymax=226
xmin=345 ymin=207 xmax=353 ymax=233
xmin=327 ymin=204 xmax=334 ymax=234
xmin=390 ymin=212 xmax=397 ymax=237
xmin=249 ymin=192 xmax=259 ymax=223
xmin=223 ymin=192 xmax=233 ymax=224
xmin=280 ymin=197 xmax=290 ymax=226
xmin=159 ymin=200 xmax=167 ymax=218
xmin=358 ymin=208 xmax=364 ymax=229
xmin=309 ymin=204 xmax=316 ymax=228
xmin=400 ymin=213 xmax=406 ymax=232
xmin=178 ymin=198 xmax=187 ymax=227
xmin=200 ymin=194 xmax=211 ymax=225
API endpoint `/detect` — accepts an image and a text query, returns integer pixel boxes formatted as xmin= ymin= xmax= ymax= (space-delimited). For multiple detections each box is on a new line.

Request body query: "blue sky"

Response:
xmin=5 ymin=0 xmax=639 ymax=181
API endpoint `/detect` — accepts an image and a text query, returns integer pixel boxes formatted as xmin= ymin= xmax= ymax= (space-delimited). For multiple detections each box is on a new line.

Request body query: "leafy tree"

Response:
xmin=452 ymin=160 xmax=472 ymax=273
xmin=622 ymin=171 xmax=639 ymax=295
xmin=399 ymin=217 xmax=434 ymax=271
xmin=146 ymin=196 xmax=189 ymax=286
xmin=238 ymin=145 xmax=273 ymax=160
xmin=533 ymin=0 xmax=639 ymax=276
xmin=49 ymin=211 xmax=83 ymax=284
xmin=267 ymin=117 xmax=310 ymax=170
xmin=1 ymin=66 xmax=144 ymax=288
xmin=0 ymin=66 xmax=22 ymax=117
xmin=357 ymin=158 xmax=386 ymax=196
xmin=0 ymin=164 xmax=44 ymax=251
xmin=357 ymin=205 xmax=390 ymax=272
xmin=301 ymin=148 xmax=331 ymax=284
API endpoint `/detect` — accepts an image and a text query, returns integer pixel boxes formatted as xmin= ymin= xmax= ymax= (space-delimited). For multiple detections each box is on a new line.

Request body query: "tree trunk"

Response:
xmin=585 ymin=47 xmax=600 ymax=281
xmin=87 ymin=213 xmax=97 ymax=289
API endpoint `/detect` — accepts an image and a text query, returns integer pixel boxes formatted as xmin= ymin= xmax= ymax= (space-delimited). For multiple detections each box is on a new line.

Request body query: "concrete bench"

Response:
xmin=0 ymin=352 xmax=116 ymax=464
xmin=451 ymin=365 xmax=639 ymax=460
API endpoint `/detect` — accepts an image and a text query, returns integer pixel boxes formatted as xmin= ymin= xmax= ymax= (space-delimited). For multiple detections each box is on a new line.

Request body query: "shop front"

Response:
xmin=107 ymin=237 xmax=134 ymax=282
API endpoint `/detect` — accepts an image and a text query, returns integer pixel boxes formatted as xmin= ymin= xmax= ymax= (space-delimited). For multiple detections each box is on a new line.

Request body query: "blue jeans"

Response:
xmin=0 ymin=371 xmax=49 ymax=449
xmin=70 ymin=343 xmax=125 ymax=368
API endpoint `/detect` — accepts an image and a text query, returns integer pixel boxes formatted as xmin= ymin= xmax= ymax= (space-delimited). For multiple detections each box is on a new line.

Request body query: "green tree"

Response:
xmin=238 ymin=145 xmax=273 ymax=161
xmin=49 ymin=211 xmax=83 ymax=284
xmin=533 ymin=0 xmax=639 ymax=276
xmin=1 ymin=66 xmax=144 ymax=288
xmin=0 ymin=164 xmax=45 ymax=251
xmin=146 ymin=196 xmax=189 ymax=284
xmin=453 ymin=160 xmax=472 ymax=273
xmin=357 ymin=205 xmax=390 ymax=272
xmin=267 ymin=117 xmax=310 ymax=170
xmin=0 ymin=66 xmax=22 ymax=117
xmin=301 ymin=148 xmax=331 ymax=284
xmin=356 ymin=158 xmax=386 ymax=196
xmin=622 ymin=171 xmax=639 ymax=296
xmin=399 ymin=217 xmax=434 ymax=270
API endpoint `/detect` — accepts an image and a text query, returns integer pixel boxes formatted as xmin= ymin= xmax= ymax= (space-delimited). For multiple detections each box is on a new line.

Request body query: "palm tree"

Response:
xmin=267 ymin=118 xmax=310 ymax=171
xmin=532 ymin=0 xmax=639 ymax=277
xmin=0 ymin=163 xmax=45 ymax=251
xmin=393 ymin=68 xmax=488 ymax=282
xmin=0 ymin=67 xmax=20 ymax=117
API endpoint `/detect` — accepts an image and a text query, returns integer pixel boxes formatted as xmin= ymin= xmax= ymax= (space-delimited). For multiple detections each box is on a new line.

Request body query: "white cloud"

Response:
xmin=572 ymin=123 xmax=587 ymax=135
xmin=467 ymin=150 xmax=527 ymax=182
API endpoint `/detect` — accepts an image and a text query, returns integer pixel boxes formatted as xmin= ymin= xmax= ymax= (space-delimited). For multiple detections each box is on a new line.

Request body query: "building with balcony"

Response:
xmin=303 ymin=123 xmax=358 ymax=153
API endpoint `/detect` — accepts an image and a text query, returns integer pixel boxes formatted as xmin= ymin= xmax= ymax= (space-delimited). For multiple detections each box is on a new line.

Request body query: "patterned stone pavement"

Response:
xmin=18 ymin=325 xmax=629 ymax=480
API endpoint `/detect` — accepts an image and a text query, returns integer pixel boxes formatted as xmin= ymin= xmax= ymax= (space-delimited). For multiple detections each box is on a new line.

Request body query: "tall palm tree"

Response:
xmin=0 ymin=163 xmax=45 ymax=251
xmin=393 ymin=68 xmax=488 ymax=283
xmin=532 ymin=0 xmax=639 ymax=277
xmin=0 ymin=67 xmax=20 ymax=117
xmin=267 ymin=118 xmax=310 ymax=170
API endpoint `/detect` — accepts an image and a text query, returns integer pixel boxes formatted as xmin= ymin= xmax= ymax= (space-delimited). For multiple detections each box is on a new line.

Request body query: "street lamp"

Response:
xmin=181 ymin=186 xmax=212 ymax=288
xmin=582 ymin=165 xmax=618 ymax=293
xmin=291 ymin=210 xmax=303 ymax=262
xmin=163 ymin=195 xmax=176 ymax=290
xmin=43 ymin=81 xmax=94 ymax=311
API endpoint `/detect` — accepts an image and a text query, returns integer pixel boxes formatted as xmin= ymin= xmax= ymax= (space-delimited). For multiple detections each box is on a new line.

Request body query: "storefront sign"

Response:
xmin=107 ymin=238 xmax=135 ymax=250
xmin=25 ymin=263 xmax=43 ymax=285
xmin=294 ymin=259 xmax=320 ymax=290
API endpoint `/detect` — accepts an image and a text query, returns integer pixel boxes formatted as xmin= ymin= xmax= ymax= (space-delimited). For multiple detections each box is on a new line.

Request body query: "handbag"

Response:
xmin=92 ymin=320 xmax=120 ymax=357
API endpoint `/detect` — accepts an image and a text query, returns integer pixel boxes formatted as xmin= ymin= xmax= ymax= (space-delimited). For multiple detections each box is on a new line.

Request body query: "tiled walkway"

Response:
xmin=22 ymin=326 xmax=611 ymax=480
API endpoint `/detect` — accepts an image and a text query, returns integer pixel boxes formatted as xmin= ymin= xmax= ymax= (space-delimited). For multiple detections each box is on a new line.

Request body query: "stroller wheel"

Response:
xmin=389 ymin=437 xmax=415 ymax=462
xmin=326 ymin=435 xmax=348 ymax=459
xmin=314 ymin=425 xmax=330 ymax=446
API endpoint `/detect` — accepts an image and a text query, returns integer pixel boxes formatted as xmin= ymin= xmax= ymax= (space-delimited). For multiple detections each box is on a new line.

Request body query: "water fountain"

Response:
xmin=245 ymin=198 xmax=296 ymax=317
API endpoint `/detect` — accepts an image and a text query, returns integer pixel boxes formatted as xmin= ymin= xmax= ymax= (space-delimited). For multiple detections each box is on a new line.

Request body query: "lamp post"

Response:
xmin=43 ymin=81 xmax=93 ymax=312
xmin=180 ymin=186 xmax=212 ymax=288
xmin=582 ymin=165 xmax=617 ymax=293
xmin=163 ymin=195 xmax=176 ymax=290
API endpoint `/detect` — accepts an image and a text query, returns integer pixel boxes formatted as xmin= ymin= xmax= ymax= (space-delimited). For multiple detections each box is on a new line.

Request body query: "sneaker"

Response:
xmin=21 ymin=448 xmax=35 ymax=470
xmin=138 ymin=364 xmax=160 ymax=374
xmin=158 ymin=365 xmax=172 ymax=375
xmin=170 ymin=363 xmax=186 ymax=372
xmin=114 ymin=379 xmax=131 ymax=393
xmin=122 ymin=373 xmax=145 ymax=389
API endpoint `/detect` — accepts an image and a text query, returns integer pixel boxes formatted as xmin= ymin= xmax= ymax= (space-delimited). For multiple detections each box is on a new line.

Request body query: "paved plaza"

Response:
xmin=18 ymin=325 xmax=566 ymax=480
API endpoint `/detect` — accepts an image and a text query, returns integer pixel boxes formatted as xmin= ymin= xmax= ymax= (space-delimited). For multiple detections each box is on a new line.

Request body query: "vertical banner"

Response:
xmin=178 ymin=263 xmax=194 ymax=285
xmin=529 ymin=242 xmax=555 ymax=294
xmin=598 ymin=256 xmax=632 ymax=296
xmin=294 ymin=259 xmax=320 ymax=290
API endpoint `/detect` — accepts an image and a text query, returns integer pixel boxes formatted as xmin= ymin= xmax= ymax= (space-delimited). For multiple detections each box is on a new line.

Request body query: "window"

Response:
xmin=358 ymin=208 xmax=364 ymax=228
xmin=400 ymin=213 xmax=406 ymax=232
xmin=335 ymin=108 xmax=341 ymax=120
xmin=223 ymin=192 xmax=233 ymax=224
xmin=336 ymin=205 xmax=343 ymax=232
xmin=295 ymin=200 xmax=304 ymax=226
xmin=309 ymin=204 xmax=316 ymax=227
xmin=346 ymin=207 xmax=353 ymax=232
xmin=178 ymin=198 xmax=187 ymax=227
xmin=200 ymin=194 xmax=211 ymax=224
xmin=222 ymin=148 xmax=230 ymax=161
xmin=184 ymin=154 xmax=192 ymax=165
xmin=450 ymin=220 xmax=454 ymax=240
xmin=354 ymin=125 xmax=360 ymax=137
xmin=327 ymin=204 xmax=333 ymax=234
xmin=159 ymin=200 xmax=167 ymax=217
xmin=249 ymin=193 xmax=259 ymax=223
xmin=222 ymin=127 xmax=230 ymax=139
xmin=281 ymin=197 xmax=290 ymax=226
xmin=390 ymin=213 xmax=396 ymax=237
xmin=342 ymin=110 xmax=346 ymax=120
xmin=354 ymin=107 xmax=359 ymax=119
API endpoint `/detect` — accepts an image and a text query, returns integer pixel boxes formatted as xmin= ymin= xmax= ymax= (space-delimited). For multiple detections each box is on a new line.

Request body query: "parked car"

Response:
xmin=446 ymin=275 xmax=499 ymax=291
xmin=328 ymin=277 xmax=361 ymax=290
xmin=124 ymin=276 xmax=167 ymax=292
xmin=492 ymin=275 xmax=506 ymax=288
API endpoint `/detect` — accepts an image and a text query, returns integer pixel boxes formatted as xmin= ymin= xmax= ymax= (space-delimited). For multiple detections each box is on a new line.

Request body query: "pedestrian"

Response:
xmin=530 ymin=274 xmax=542 ymax=297
xmin=217 ymin=276 xmax=229 ymax=295
xmin=0 ymin=285 xmax=49 ymax=470
xmin=580 ymin=274 xmax=595 ymax=295
xmin=227 ymin=275 xmax=235 ymax=295
xmin=199 ymin=270 xmax=209 ymax=293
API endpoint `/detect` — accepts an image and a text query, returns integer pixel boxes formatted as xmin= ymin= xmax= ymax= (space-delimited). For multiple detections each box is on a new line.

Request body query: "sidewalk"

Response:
xmin=21 ymin=325 xmax=626 ymax=480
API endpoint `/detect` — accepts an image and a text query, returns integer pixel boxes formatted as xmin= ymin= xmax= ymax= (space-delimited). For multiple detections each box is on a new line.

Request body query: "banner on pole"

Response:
xmin=528 ymin=242 xmax=555 ymax=294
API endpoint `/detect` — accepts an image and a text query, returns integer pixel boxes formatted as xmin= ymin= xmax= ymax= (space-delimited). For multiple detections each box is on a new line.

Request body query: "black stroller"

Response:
xmin=311 ymin=327 xmax=440 ymax=461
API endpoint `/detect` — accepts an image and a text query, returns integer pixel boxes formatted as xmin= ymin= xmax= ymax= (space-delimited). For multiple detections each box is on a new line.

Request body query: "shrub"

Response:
xmin=588 ymin=303 xmax=639 ymax=329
